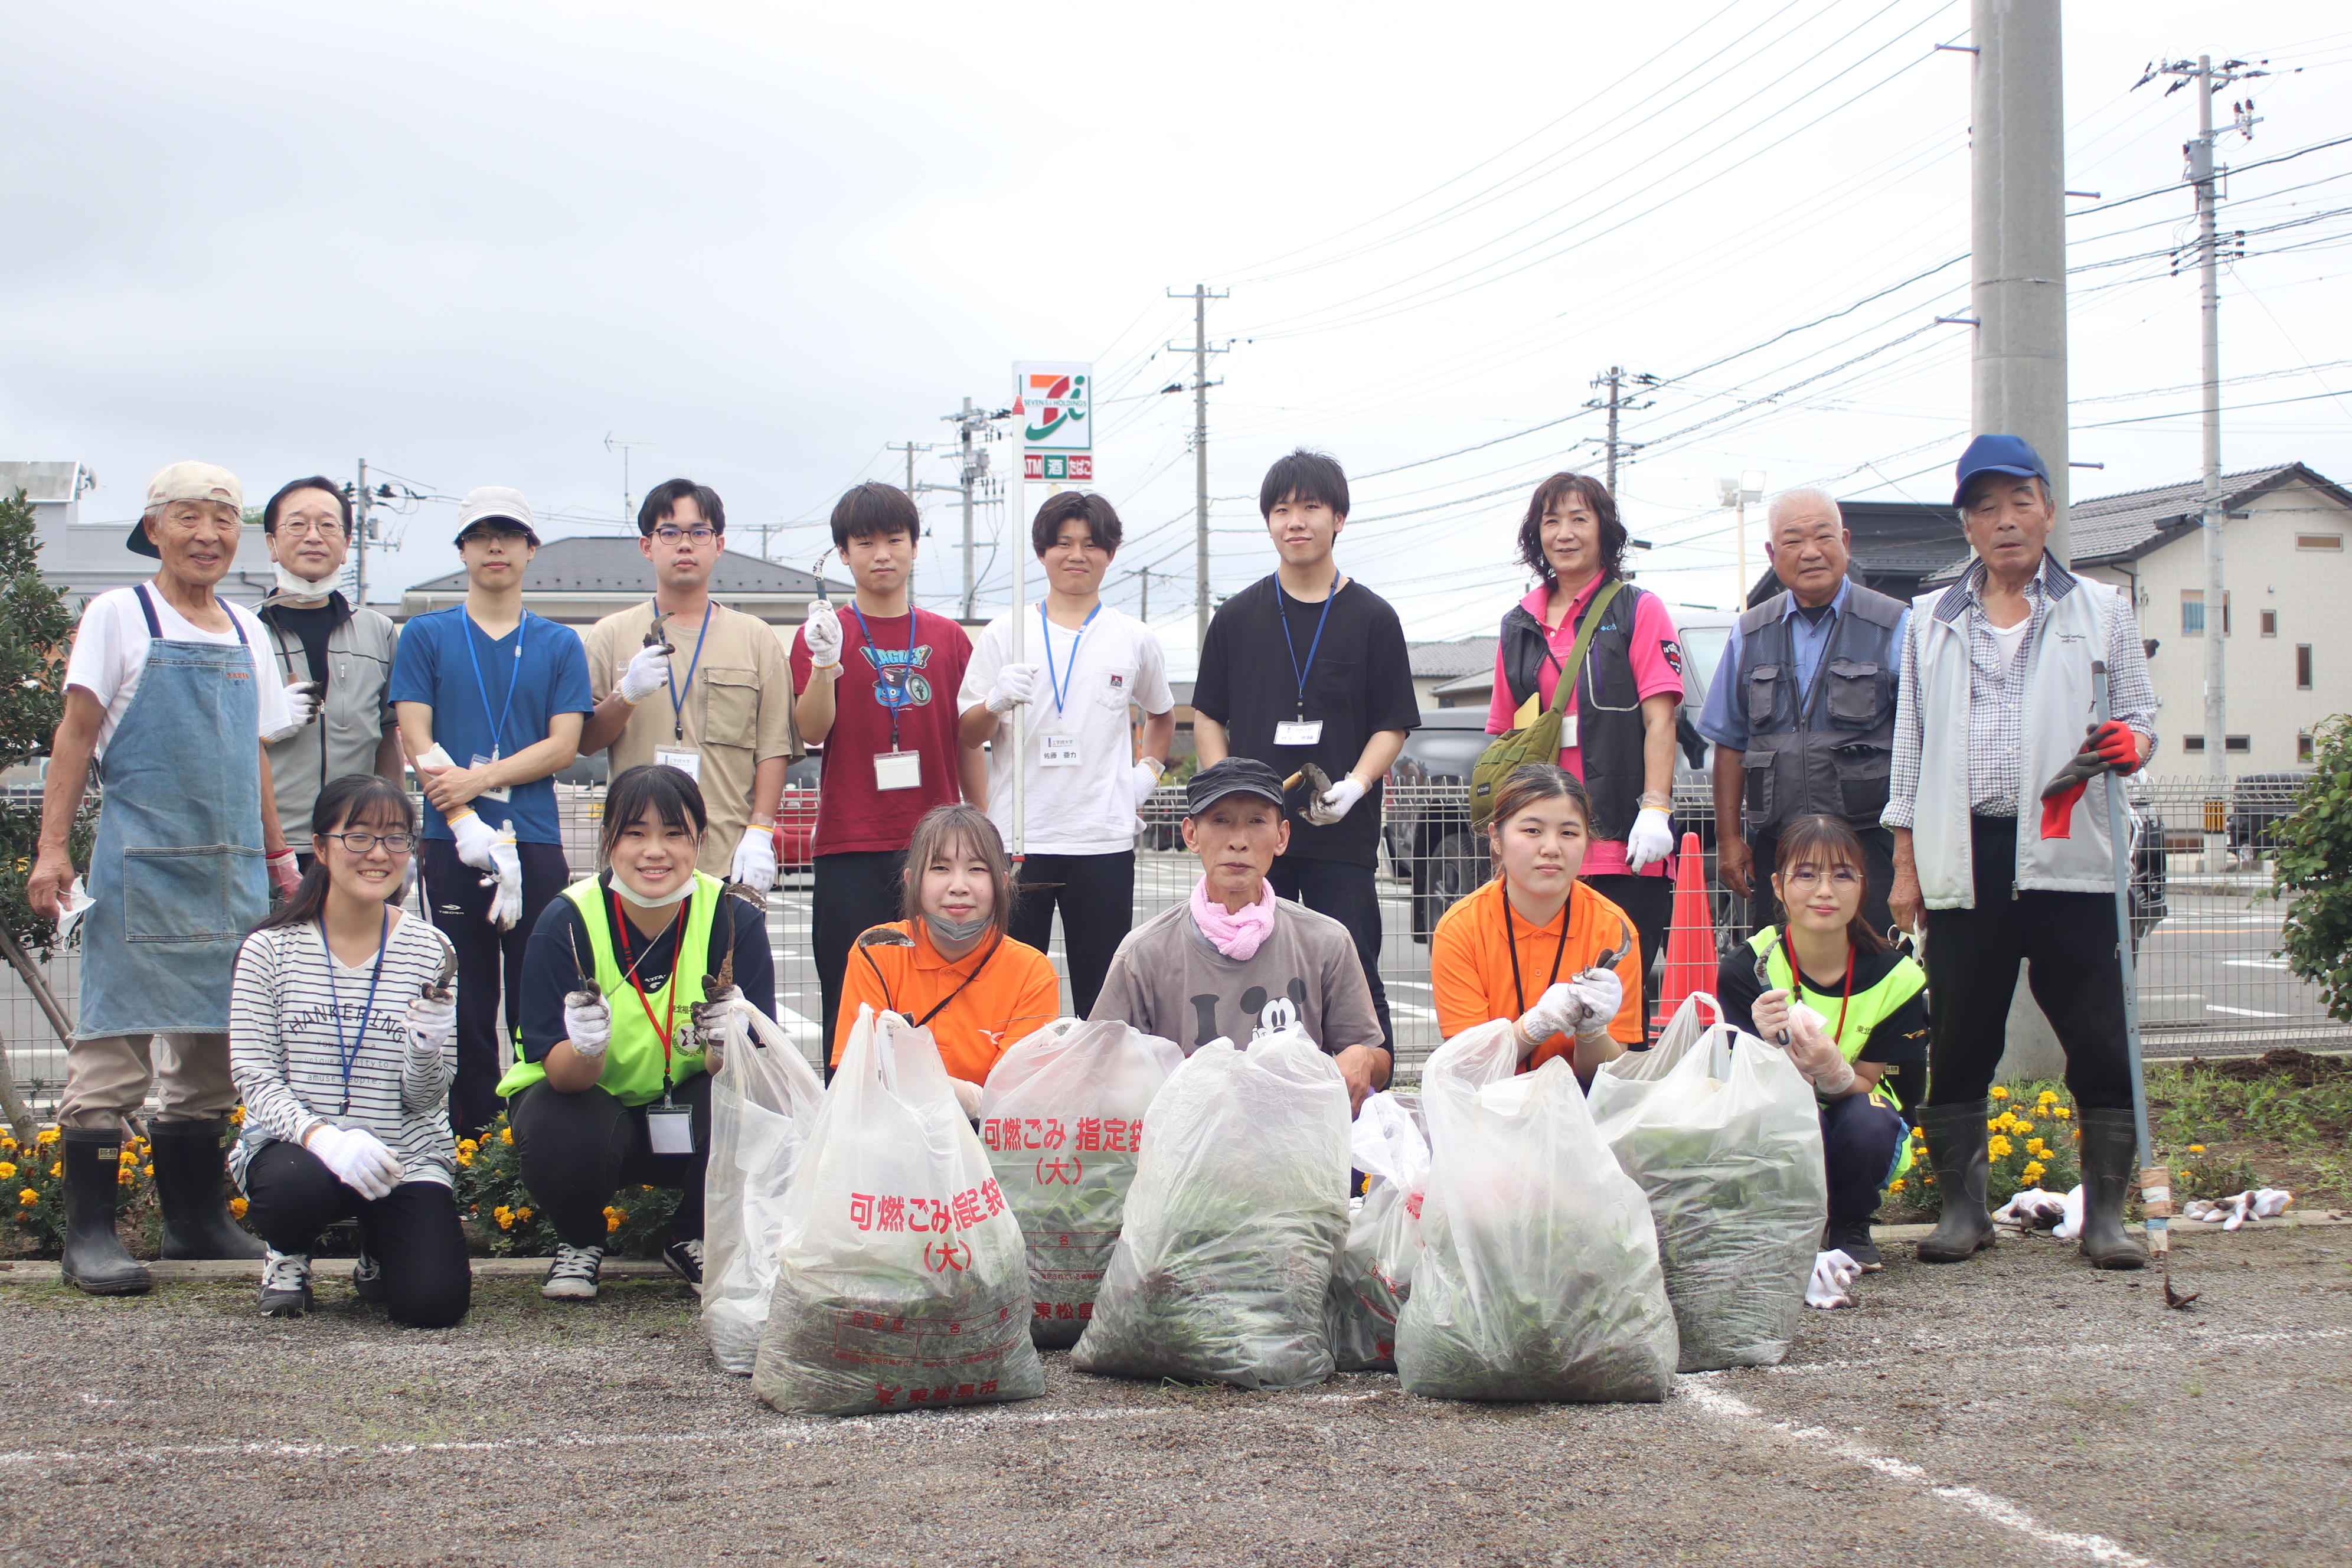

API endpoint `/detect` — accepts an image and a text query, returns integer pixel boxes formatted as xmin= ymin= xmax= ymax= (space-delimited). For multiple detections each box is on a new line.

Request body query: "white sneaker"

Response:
xmin=541 ymin=1242 xmax=605 ymax=1301
xmin=260 ymin=1249 xmax=312 ymax=1318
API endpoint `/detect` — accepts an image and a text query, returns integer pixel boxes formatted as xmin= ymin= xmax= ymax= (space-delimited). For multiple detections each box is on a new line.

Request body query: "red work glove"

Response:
xmin=2085 ymin=720 xmax=2141 ymax=776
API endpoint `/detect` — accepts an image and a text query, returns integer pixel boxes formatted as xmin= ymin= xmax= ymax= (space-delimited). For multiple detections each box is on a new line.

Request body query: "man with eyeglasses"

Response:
xmin=256 ymin=476 xmax=406 ymax=867
xmin=579 ymin=479 xmax=801 ymax=891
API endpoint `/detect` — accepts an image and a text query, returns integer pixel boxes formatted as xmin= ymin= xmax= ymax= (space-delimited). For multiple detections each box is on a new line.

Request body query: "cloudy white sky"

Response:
xmin=6 ymin=2 xmax=2348 ymax=647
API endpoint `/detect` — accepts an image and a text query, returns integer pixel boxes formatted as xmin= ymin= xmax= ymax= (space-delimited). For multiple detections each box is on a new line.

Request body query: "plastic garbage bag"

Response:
xmin=1396 ymin=1019 xmax=1678 ymax=1403
xmin=1071 ymin=1024 xmax=1352 ymax=1389
xmin=701 ymin=998 xmax=827 ymax=1374
xmin=751 ymin=1005 xmax=1046 ymax=1416
xmin=978 ymin=1017 xmax=1185 ymax=1347
xmin=1327 ymin=1090 xmax=1429 ymax=1372
xmin=1589 ymin=991 xmax=1827 ymax=1371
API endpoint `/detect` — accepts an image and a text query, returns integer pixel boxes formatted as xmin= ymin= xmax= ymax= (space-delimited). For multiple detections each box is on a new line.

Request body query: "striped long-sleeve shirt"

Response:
xmin=229 ymin=914 xmax=459 ymax=1190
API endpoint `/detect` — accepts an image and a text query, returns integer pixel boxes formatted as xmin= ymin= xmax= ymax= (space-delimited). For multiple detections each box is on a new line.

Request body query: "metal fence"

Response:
xmin=2 ymin=771 xmax=2338 ymax=1115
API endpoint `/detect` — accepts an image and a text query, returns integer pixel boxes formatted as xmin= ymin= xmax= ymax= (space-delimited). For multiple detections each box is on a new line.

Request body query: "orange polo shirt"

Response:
xmin=830 ymin=919 xmax=1063 ymax=1083
xmin=1430 ymin=878 xmax=1645 ymax=1068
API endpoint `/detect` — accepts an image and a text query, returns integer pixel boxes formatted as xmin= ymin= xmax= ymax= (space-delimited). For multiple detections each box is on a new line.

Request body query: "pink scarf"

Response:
xmin=1190 ymin=875 xmax=1278 ymax=961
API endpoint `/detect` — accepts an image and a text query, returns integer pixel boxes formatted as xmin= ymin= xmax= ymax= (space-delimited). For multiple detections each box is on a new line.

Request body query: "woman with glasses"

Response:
xmin=1714 ymin=814 xmax=1928 ymax=1270
xmin=230 ymin=774 xmax=471 ymax=1324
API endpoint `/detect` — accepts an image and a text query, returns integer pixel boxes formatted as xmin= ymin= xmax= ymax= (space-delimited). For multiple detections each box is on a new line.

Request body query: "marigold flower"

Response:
xmin=455 ymin=1148 xmax=474 ymax=1167
xmin=2021 ymin=1161 xmax=2046 ymax=1182
xmin=2014 ymin=1121 xmax=2034 ymax=1137
xmin=515 ymin=1206 xmax=533 ymax=1223
xmin=2051 ymin=1106 xmax=2070 ymax=1119
xmin=494 ymin=1206 xmax=515 ymax=1230
xmin=1886 ymin=1178 xmax=1906 ymax=1194
xmin=142 ymin=1165 xmax=153 ymax=1178
xmin=2188 ymin=1144 xmax=2206 ymax=1155
xmin=1988 ymin=1135 xmax=2014 ymax=1159
xmin=1990 ymin=1086 xmax=2010 ymax=1100
xmin=229 ymin=1106 xmax=246 ymax=1126
xmin=49 ymin=1161 xmax=63 ymax=1178
xmin=17 ymin=1188 xmax=37 ymax=1207
xmin=229 ymin=1196 xmax=248 ymax=1219
xmin=0 ymin=1162 xmax=14 ymax=1181
xmin=37 ymin=1127 xmax=60 ymax=1145
xmin=118 ymin=1149 xmax=136 ymax=1166
xmin=0 ymin=1134 xmax=16 ymax=1151
xmin=603 ymin=1206 xmax=626 ymax=1232
xmin=2027 ymin=1138 xmax=2049 ymax=1157
xmin=457 ymin=1138 xmax=479 ymax=1156
xmin=117 ymin=1168 xmax=135 ymax=1187
xmin=499 ymin=1127 xmax=514 ymax=1145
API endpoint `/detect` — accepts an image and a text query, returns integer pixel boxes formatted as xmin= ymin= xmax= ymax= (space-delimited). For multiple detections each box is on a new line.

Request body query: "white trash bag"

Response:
xmin=1327 ymin=1090 xmax=1429 ymax=1372
xmin=1071 ymin=1024 xmax=1352 ymax=1389
xmin=979 ymin=1017 xmax=1185 ymax=1347
xmin=1396 ymin=1019 xmax=1678 ymax=1403
xmin=751 ymin=1006 xmax=1046 ymax=1416
xmin=1590 ymin=991 xmax=1827 ymax=1371
xmin=702 ymin=998 xmax=827 ymax=1374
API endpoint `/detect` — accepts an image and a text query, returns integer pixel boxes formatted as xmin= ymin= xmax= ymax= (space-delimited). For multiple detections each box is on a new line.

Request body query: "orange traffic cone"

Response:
xmin=1650 ymin=831 xmax=1716 ymax=1030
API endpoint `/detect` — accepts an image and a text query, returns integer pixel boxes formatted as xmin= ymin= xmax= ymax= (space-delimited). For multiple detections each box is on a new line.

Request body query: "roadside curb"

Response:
xmin=0 ymin=1257 xmax=682 ymax=1284
xmin=1872 ymin=1210 xmax=2348 ymax=1240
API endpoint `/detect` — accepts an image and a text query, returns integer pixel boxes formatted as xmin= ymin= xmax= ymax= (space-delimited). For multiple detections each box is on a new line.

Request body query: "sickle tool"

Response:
xmin=565 ymin=922 xmax=603 ymax=1009
xmin=1752 ymin=945 xmax=1794 ymax=1051
xmin=421 ymin=939 xmax=458 ymax=1003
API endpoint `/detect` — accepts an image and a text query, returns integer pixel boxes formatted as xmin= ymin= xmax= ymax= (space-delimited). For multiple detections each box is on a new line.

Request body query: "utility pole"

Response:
xmin=1586 ymin=367 xmax=1655 ymax=494
xmin=938 ymin=399 xmax=998 ymax=621
xmin=1169 ymin=285 xmax=1228 ymax=651
xmin=1121 ymin=565 xmax=1173 ymax=622
xmin=605 ymin=433 xmax=656 ymax=528
xmin=351 ymin=458 xmax=373 ymax=606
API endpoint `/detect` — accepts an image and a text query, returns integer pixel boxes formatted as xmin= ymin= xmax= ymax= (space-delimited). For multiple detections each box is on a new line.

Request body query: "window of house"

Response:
xmin=2261 ymin=609 xmax=2278 ymax=636
xmin=2227 ymin=735 xmax=2251 ymax=753
xmin=2181 ymin=589 xmax=2231 ymax=636
xmin=2182 ymin=735 xmax=2206 ymax=753
xmin=2301 ymin=731 xmax=2316 ymax=762
xmin=2296 ymin=534 xmax=2343 ymax=551
xmin=2298 ymin=644 xmax=2314 ymax=690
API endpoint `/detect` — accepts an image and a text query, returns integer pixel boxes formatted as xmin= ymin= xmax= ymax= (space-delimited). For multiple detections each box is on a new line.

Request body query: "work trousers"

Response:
xmin=813 ymin=848 xmax=907 ymax=1069
xmin=1010 ymin=851 xmax=1135 ymax=1020
xmin=1269 ymin=855 xmax=1393 ymax=1054
xmin=241 ymin=1141 xmax=472 ymax=1328
xmin=423 ymin=837 xmax=569 ymax=1136
xmin=59 ymin=1032 xmax=236 ymax=1131
xmin=1922 ymin=814 xmax=2135 ymax=1110
xmin=1819 ymin=1093 xmax=1906 ymax=1220
xmin=508 ymin=1074 xmax=711 ymax=1251
xmin=1580 ymin=873 xmax=1675 ymax=1038
xmin=1747 ymin=822 xmax=1897 ymax=945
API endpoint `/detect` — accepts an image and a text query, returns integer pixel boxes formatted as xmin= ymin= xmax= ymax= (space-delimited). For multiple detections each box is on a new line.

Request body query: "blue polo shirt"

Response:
xmin=1695 ymin=580 xmax=1909 ymax=751
xmin=388 ymin=607 xmax=594 ymax=844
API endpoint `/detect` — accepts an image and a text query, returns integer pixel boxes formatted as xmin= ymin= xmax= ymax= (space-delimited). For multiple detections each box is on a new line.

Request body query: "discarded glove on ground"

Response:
xmin=2183 ymin=1188 xmax=2294 ymax=1230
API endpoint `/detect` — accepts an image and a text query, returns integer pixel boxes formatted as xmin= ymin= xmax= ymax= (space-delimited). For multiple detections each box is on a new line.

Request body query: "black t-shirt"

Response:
xmin=267 ymin=602 xmax=342 ymax=686
xmin=519 ymin=874 xmax=776 ymax=1066
xmin=1192 ymin=573 xmax=1420 ymax=867
xmin=1714 ymin=941 xmax=1930 ymax=1067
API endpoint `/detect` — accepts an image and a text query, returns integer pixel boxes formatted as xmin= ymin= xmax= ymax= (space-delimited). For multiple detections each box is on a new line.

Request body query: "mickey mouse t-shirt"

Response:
xmin=1087 ymin=894 xmax=1386 ymax=1058
xmin=790 ymin=606 xmax=972 ymax=856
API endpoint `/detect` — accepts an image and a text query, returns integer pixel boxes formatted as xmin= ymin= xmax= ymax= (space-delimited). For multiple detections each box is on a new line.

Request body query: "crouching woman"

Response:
xmin=504 ymin=766 xmax=774 ymax=1301
xmin=230 ymin=774 xmax=471 ymax=1325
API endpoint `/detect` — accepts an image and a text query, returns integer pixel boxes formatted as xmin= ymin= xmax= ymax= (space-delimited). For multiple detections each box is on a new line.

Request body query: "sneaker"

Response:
xmin=541 ymin=1243 xmax=605 ymax=1301
xmin=259 ymin=1249 xmax=313 ymax=1318
xmin=1828 ymin=1215 xmax=1884 ymax=1271
xmin=351 ymin=1249 xmax=387 ymax=1304
xmin=662 ymin=1236 xmax=704 ymax=1294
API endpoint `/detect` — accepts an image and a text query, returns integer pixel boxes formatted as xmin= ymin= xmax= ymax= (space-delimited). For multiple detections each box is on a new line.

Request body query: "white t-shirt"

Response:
xmin=64 ymin=585 xmax=293 ymax=758
xmin=959 ymin=602 xmax=1175 ymax=856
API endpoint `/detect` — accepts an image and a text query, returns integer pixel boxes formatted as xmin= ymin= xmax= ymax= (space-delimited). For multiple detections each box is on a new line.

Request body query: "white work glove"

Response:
xmin=802 ymin=600 xmax=844 ymax=669
xmin=1314 ymin=774 xmax=1367 ymax=824
xmin=1994 ymin=1188 xmax=2070 ymax=1230
xmin=1625 ymin=806 xmax=1675 ymax=871
xmin=484 ymin=829 xmax=523 ymax=930
xmin=730 ymin=825 xmax=778 ymax=893
xmin=263 ymin=680 xmax=323 ymax=743
xmin=950 ymin=1077 xmax=984 ymax=1121
xmin=563 ymin=990 xmax=613 ymax=1059
xmin=404 ymin=991 xmax=458 ymax=1063
xmin=266 ymin=850 xmax=302 ymax=900
xmin=1516 ymin=969 xmax=1623 ymax=1050
xmin=2051 ymin=1184 xmax=2087 ymax=1241
xmin=1805 ymin=1249 xmax=1861 ymax=1309
xmin=1129 ymin=759 xmax=1163 ymax=808
xmin=307 ymin=1123 xmax=404 ymax=1201
xmin=448 ymin=809 xmax=500 ymax=871
xmin=617 ymin=641 xmax=671 ymax=704
xmin=1755 ymin=990 xmax=1855 ymax=1093
xmin=690 ymin=985 xmax=744 ymax=1076
xmin=985 ymin=662 xmax=1040 ymax=714
xmin=2186 ymin=1188 xmax=2294 ymax=1229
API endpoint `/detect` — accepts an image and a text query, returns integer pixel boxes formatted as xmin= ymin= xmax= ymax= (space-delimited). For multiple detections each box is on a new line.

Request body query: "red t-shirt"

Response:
xmin=790 ymin=605 xmax=972 ymax=856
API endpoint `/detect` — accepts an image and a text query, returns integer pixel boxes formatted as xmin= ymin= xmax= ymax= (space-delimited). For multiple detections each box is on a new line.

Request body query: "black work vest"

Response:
xmin=1733 ymin=586 xmax=1905 ymax=835
xmin=1499 ymin=581 xmax=1649 ymax=844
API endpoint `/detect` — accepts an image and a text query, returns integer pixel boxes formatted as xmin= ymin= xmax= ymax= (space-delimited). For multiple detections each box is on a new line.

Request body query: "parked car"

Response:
xmin=2229 ymin=770 xmax=2310 ymax=857
xmin=772 ymin=752 xmax=821 ymax=871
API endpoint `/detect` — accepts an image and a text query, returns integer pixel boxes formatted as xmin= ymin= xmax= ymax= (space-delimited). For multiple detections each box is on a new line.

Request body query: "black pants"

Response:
xmin=814 ymin=849 xmax=907 ymax=1070
xmin=1580 ymin=872 xmax=1675 ymax=1033
xmin=509 ymin=1074 xmax=711 ymax=1250
xmin=1922 ymin=814 xmax=2134 ymax=1110
xmin=423 ymin=837 xmax=569 ymax=1137
xmin=1269 ymin=855 xmax=1392 ymax=1054
xmin=1010 ymin=851 xmax=1134 ymax=1020
xmin=1749 ymin=822 xmax=1897 ymax=943
xmin=241 ymin=1141 xmax=472 ymax=1328
xmin=1819 ymin=1093 xmax=1906 ymax=1221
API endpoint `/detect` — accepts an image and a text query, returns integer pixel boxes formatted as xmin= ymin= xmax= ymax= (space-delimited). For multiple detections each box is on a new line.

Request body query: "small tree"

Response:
xmin=2271 ymin=713 xmax=2352 ymax=1020
xmin=0 ymin=488 xmax=88 ymax=961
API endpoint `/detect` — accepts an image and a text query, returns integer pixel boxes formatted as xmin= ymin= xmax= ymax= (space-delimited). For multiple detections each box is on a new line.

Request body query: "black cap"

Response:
xmin=1185 ymin=757 xmax=1288 ymax=815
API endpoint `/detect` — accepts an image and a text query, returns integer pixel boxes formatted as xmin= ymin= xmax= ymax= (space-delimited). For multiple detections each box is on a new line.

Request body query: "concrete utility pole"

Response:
xmin=939 ymin=398 xmax=997 ymax=621
xmin=1169 ymin=284 xmax=1227 ymax=651
xmin=1586 ymin=367 xmax=1656 ymax=494
xmin=351 ymin=458 xmax=373 ymax=606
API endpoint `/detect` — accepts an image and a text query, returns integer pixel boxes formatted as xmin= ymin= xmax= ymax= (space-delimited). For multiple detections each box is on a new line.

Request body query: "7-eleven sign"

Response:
xmin=1013 ymin=362 xmax=1092 ymax=457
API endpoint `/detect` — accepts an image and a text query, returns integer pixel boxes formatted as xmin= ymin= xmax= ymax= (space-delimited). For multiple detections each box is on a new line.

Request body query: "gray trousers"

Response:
xmin=60 ymin=1032 xmax=236 ymax=1130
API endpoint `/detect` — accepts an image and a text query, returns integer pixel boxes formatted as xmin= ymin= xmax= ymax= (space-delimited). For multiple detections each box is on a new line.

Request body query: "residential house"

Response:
xmin=398 ymin=535 xmax=845 ymax=632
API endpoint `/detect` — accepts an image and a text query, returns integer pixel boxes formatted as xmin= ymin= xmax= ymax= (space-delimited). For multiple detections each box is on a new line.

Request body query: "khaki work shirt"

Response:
xmin=586 ymin=599 xmax=802 ymax=879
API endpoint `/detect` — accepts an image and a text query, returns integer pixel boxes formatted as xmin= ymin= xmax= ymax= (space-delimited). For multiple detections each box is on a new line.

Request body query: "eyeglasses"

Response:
xmin=1781 ymin=865 xmax=1862 ymax=891
xmin=323 ymin=831 xmax=416 ymax=855
xmin=653 ymin=527 xmax=717 ymax=545
xmin=277 ymin=515 xmax=345 ymax=538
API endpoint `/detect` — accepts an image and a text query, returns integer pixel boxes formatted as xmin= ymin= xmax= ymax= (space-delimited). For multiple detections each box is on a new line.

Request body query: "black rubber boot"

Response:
xmin=1915 ymin=1099 xmax=1998 ymax=1263
xmin=1827 ymin=1214 xmax=1883 ymax=1270
xmin=149 ymin=1118 xmax=265 ymax=1261
xmin=2077 ymin=1108 xmax=2150 ymax=1270
xmin=60 ymin=1128 xmax=152 ymax=1295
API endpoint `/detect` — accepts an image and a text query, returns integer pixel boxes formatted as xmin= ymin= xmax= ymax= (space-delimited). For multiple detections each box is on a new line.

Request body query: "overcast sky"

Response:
xmin=6 ymin=2 xmax=2348 ymax=649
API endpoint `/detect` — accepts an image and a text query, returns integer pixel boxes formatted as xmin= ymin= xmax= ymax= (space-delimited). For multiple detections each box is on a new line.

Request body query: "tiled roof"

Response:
xmin=1408 ymin=636 xmax=1499 ymax=679
xmin=404 ymin=535 xmax=848 ymax=595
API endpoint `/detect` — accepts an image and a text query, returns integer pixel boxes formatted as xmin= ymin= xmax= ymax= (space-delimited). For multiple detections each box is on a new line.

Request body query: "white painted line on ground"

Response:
xmin=1727 ymin=1324 xmax=2352 ymax=1378
xmin=2223 ymin=959 xmax=2288 ymax=971
xmin=2207 ymin=1004 xmax=2288 ymax=1018
xmin=1677 ymin=1380 xmax=2161 ymax=1567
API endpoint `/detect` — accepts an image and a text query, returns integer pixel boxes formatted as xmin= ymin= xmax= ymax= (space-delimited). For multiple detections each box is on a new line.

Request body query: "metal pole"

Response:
xmin=353 ymin=458 xmax=370 ymax=606
xmin=1192 ymin=285 xmax=1210 ymax=654
xmin=1734 ymin=494 xmax=1747 ymax=612
xmin=2193 ymin=54 xmax=2230 ymax=869
xmin=961 ymin=397 xmax=978 ymax=622
xmin=1012 ymin=479 xmax=1028 ymax=861
xmin=2094 ymin=661 xmax=2170 ymax=1263
xmin=1602 ymin=366 xmax=1622 ymax=494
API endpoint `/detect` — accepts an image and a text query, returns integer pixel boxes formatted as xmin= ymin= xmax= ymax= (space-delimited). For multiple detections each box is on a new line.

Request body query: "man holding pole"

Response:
xmin=1883 ymin=436 xmax=2157 ymax=1269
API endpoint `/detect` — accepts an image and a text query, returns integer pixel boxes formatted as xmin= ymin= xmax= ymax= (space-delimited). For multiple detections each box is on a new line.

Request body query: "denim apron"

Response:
xmin=74 ymin=584 xmax=268 ymax=1040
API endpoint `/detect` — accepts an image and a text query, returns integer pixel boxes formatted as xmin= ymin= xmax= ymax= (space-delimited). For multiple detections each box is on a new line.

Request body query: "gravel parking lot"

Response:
xmin=2 ymin=1223 xmax=2346 ymax=1567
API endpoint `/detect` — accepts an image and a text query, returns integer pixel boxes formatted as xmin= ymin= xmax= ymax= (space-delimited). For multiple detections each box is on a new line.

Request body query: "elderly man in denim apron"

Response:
xmin=28 ymin=462 xmax=299 ymax=1294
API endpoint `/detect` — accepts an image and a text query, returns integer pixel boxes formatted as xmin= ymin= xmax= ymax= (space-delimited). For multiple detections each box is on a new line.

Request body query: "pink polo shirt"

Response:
xmin=1485 ymin=578 xmax=1685 ymax=878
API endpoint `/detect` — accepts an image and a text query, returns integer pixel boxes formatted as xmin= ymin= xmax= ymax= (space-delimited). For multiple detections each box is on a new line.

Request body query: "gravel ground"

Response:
xmin=1 ymin=1226 xmax=2346 ymax=1568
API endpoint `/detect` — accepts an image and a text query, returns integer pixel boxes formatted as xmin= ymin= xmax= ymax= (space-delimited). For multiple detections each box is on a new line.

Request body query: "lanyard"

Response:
xmin=1277 ymin=583 xmax=1337 ymax=721
xmin=1780 ymin=927 xmax=1856 ymax=1045
xmin=612 ymin=890 xmax=691 ymax=1104
xmin=914 ymin=934 xmax=1003 ymax=1029
xmin=653 ymin=600 xmax=714 ymax=744
xmin=316 ymin=908 xmax=392 ymax=1118
xmin=846 ymin=603 xmax=913 ymax=750
xmin=460 ymin=610 xmax=527 ymax=758
xmin=1038 ymin=603 xmax=1099 ymax=719
xmin=1502 ymin=893 xmax=1574 ymax=1018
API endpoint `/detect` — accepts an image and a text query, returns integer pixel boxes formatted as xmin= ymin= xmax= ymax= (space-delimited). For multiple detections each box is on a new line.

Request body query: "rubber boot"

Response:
xmin=1915 ymin=1099 xmax=1998 ymax=1263
xmin=2076 ymin=1108 xmax=2150 ymax=1270
xmin=150 ymin=1118 xmax=266 ymax=1261
xmin=59 ymin=1128 xmax=153 ymax=1295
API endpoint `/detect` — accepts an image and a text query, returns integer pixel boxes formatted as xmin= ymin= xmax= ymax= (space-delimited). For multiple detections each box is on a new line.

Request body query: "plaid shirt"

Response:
xmin=1884 ymin=553 xmax=2156 ymax=827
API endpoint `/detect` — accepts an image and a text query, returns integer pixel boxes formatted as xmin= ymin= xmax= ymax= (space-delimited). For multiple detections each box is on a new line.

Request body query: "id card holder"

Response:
xmin=468 ymin=752 xmax=512 ymax=803
xmin=1039 ymin=733 xmax=1082 ymax=768
xmin=654 ymin=747 xmax=702 ymax=782
xmin=874 ymin=750 xmax=923 ymax=791
xmin=646 ymin=1106 xmax=695 ymax=1156
xmin=1560 ymin=715 xmax=1578 ymax=750
xmin=1273 ymin=720 xmax=1324 ymax=747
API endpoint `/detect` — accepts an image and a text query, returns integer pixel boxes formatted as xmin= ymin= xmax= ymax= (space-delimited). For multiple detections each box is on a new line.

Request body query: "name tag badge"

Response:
xmin=654 ymin=747 xmax=701 ymax=782
xmin=874 ymin=750 xmax=923 ymax=792
xmin=1560 ymin=715 xmax=1578 ymax=751
xmin=646 ymin=1106 xmax=695 ymax=1157
xmin=468 ymin=752 xmax=512 ymax=803
xmin=1039 ymin=733 xmax=1082 ymax=768
xmin=1273 ymin=720 xmax=1324 ymax=747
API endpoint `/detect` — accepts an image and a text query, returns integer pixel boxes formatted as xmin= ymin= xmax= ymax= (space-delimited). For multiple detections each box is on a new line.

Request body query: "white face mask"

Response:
xmin=272 ymin=562 xmax=335 ymax=602
xmin=609 ymin=867 xmax=689 ymax=910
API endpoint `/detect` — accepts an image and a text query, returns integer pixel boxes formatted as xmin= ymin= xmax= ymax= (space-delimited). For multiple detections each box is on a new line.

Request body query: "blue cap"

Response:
xmin=1953 ymin=434 xmax=2050 ymax=509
